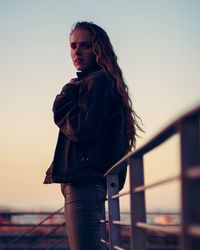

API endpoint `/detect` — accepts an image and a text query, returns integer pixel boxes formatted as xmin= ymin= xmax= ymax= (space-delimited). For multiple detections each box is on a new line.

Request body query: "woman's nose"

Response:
xmin=75 ymin=46 xmax=82 ymax=55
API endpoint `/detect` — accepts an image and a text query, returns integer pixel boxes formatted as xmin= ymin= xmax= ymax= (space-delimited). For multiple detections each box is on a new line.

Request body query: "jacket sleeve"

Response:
xmin=53 ymin=73 xmax=115 ymax=142
xmin=53 ymin=82 xmax=80 ymax=141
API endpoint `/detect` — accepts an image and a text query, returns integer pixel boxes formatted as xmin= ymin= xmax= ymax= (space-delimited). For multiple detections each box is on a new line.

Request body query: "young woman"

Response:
xmin=44 ymin=21 xmax=142 ymax=250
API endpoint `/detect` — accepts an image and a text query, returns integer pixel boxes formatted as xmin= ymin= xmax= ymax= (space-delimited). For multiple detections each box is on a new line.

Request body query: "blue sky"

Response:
xmin=0 ymin=0 xmax=199 ymax=211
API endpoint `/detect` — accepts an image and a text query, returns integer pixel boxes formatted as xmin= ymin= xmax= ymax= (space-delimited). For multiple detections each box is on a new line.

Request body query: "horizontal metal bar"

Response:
xmin=0 ymin=234 xmax=65 ymax=238
xmin=188 ymin=224 xmax=200 ymax=237
xmin=113 ymin=220 xmax=131 ymax=226
xmin=114 ymin=246 xmax=126 ymax=250
xmin=136 ymin=222 xmax=181 ymax=235
xmin=112 ymin=190 xmax=130 ymax=199
xmin=0 ymin=224 xmax=64 ymax=227
xmin=0 ymin=211 xmax=64 ymax=215
xmin=101 ymin=239 xmax=110 ymax=246
xmin=134 ymin=175 xmax=180 ymax=193
xmin=0 ymin=247 xmax=67 ymax=250
xmin=147 ymin=212 xmax=181 ymax=215
xmin=186 ymin=166 xmax=200 ymax=179
xmin=100 ymin=219 xmax=108 ymax=223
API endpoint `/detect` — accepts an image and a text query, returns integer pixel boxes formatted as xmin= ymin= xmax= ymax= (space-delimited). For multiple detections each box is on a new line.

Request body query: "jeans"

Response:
xmin=61 ymin=182 xmax=107 ymax=250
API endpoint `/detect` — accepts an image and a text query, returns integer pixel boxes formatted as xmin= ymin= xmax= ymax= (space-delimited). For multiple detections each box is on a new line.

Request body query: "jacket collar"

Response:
xmin=76 ymin=65 xmax=102 ymax=80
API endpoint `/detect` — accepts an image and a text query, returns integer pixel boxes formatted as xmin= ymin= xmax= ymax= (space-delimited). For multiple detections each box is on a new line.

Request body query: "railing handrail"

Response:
xmin=104 ymin=104 xmax=200 ymax=176
xmin=103 ymin=103 xmax=200 ymax=250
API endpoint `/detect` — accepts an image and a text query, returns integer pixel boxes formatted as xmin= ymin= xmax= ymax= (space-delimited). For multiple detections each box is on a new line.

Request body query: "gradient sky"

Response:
xmin=0 ymin=0 xmax=199 ymax=212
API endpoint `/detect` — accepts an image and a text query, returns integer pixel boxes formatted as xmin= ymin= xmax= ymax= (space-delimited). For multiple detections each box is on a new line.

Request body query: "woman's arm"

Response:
xmin=53 ymin=72 xmax=116 ymax=142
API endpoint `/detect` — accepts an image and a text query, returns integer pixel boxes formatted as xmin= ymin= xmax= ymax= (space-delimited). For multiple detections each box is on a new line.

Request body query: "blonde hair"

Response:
xmin=71 ymin=22 xmax=143 ymax=151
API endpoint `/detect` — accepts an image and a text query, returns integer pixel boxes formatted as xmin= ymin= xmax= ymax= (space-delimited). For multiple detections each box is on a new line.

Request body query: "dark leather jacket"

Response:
xmin=44 ymin=68 xmax=127 ymax=190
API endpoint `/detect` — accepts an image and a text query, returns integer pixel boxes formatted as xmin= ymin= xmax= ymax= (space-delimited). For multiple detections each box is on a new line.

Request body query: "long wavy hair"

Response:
xmin=71 ymin=21 xmax=143 ymax=152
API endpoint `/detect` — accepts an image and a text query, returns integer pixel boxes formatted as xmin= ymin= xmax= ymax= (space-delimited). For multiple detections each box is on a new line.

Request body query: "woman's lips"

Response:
xmin=75 ymin=59 xmax=84 ymax=64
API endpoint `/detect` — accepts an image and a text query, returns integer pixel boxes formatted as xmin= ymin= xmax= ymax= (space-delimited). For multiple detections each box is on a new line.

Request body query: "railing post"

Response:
xmin=129 ymin=155 xmax=147 ymax=250
xmin=180 ymin=114 xmax=200 ymax=250
xmin=107 ymin=174 xmax=121 ymax=250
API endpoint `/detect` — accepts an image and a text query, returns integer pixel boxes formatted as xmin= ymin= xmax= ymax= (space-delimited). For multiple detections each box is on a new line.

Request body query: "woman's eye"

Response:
xmin=70 ymin=43 xmax=76 ymax=49
xmin=70 ymin=42 xmax=92 ymax=50
xmin=83 ymin=43 xmax=92 ymax=49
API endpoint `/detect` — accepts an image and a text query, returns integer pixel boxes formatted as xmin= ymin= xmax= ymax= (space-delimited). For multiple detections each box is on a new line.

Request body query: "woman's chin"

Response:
xmin=75 ymin=65 xmax=85 ymax=71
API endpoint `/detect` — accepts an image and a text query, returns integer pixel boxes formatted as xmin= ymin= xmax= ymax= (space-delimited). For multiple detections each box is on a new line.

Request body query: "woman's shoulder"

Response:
xmin=86 ymin=69 xmax=114 ymax=87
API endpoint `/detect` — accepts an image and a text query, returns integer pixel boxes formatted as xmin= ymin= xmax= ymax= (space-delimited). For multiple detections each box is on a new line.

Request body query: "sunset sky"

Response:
xmin=0 ymin=0 xmax=199 ymax=212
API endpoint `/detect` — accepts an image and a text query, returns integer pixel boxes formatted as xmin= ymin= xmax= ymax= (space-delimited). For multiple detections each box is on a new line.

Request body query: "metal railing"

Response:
xmin=102 ymin=104 xmax=200 ymax=250
xmin=0 ymin=208 xmax=69 ymax=250
xmin=0 ymin=210 xmax=179 ymax=250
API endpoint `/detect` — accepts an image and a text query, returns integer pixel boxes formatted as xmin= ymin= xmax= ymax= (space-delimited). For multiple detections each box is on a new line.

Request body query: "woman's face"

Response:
xmin=70 ymin=29 xmax=97 ymax=71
